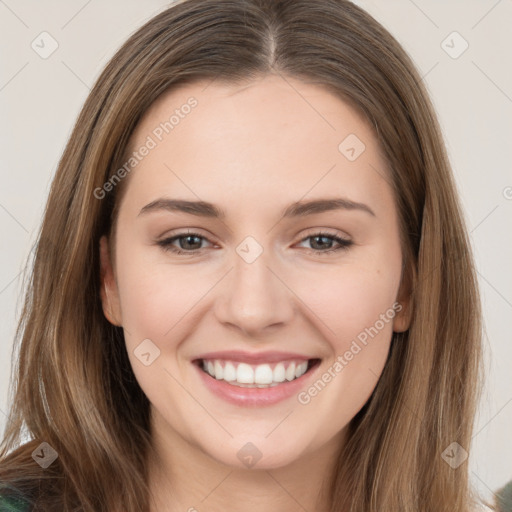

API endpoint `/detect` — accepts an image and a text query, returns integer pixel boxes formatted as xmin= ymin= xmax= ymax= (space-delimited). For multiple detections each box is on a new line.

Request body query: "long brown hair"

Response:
xmin=0 ymin=0 xmax=485 ymax=510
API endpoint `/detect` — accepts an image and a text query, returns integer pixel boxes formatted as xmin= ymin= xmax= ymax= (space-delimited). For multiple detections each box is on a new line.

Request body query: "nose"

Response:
xmin=214 ymin=245 xmax=295 ymax=337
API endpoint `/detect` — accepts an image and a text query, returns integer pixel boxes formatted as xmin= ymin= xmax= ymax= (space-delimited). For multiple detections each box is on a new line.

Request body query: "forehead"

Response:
xmin=121 ymin=74 xmax=393 ymax=219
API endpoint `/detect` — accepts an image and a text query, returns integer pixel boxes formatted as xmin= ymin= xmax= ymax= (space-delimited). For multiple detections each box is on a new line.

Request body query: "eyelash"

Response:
xmin=156 ymin=229 xmax=353 ymax=256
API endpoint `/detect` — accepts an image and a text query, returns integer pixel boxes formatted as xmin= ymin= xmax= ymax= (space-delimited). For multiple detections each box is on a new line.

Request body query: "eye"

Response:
xmin=296 ymin=231 xmax=353 ymax=255
xmin=156 ymin=229 xmax=353 ymax=256
xmin=157 ymin=230 xmax=212 ymax=255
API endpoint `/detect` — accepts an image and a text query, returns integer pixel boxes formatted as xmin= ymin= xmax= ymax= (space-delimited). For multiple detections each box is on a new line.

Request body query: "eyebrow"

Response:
xmin=138 ymin=197 xmax=376 ymax=219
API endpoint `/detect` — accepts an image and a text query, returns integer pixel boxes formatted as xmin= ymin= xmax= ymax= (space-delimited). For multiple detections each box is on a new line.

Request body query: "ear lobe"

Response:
xmin=99 ymin=235 xmax=122 ymax=326
xmin=392 ymin=297 xmax=412 ymax=333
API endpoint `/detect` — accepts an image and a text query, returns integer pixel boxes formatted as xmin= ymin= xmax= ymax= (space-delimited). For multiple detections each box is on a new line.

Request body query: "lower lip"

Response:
xmin=193 ymin=360 xmax=321 ymax=407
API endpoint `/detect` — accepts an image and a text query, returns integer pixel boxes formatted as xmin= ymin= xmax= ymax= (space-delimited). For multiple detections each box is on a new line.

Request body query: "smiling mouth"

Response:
xmin=193 ymin=358 xmax=322 ymax=388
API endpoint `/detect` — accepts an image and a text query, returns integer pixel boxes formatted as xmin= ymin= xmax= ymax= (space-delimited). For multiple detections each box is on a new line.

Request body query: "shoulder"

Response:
xmin=495 ymin=479 xmax=512 ymax=512
xmin=0 ymin=440 xmax=60 ymax=510
xmin=0 ymin=492 xmax=31 ymax=512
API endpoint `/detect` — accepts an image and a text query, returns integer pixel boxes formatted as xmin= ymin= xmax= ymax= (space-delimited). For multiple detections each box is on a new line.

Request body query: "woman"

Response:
xmin=0 ymin=0 xmax=495 ymax=510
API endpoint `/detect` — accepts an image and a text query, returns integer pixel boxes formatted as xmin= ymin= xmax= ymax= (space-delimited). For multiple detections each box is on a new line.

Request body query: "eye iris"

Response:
xmin=310 ymin=235 xmax=334 ymax=250
xmin=180 ymin=235 xmax=202 ymax=250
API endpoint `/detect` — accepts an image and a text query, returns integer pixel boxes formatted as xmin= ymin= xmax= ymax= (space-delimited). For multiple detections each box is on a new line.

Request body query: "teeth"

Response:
xmin=254 ymin=364 xmax=273 ymax=384
xmin=201 ymin=358 xmax=311 ymax=386
xmin=295 ymin=362 xmax=308 ymax=378
xmin=214 ymin=360 xmax=223 ymax=380
xmin=229 ymin=381 xmax=280 ymax=388
xmin=223 ymin=362 xmax=236 ymax=382
xmin=237 ymin=363 xmax=254 ymax=384
xmin=273 ymin=363 xmax=286 ymax=382
xmin=285 ymin=362 xmax=296 ymax=381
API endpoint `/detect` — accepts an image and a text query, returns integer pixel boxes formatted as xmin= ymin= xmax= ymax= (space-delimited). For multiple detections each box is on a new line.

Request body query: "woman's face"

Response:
xmin=100 ymin=74 xmax=411 ymax=470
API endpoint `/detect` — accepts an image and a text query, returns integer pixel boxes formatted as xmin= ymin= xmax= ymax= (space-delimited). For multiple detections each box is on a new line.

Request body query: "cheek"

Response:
xmin=116 ymin=237 xmax=402 ymax=347
xmin=298 ymin=252 xmax=402 ymax=414
xmin=292 ymin=249 xmax=402 ymax=405
xmin=113 ymin=245 xmax=210 ymax=350
xmin=297 ymin=259 xmax=402 ymax=344
xmin=114 ymin=250 xmax=207 ymax=414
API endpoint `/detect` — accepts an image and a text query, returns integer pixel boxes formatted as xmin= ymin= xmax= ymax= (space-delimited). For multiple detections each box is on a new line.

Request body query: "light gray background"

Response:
xmin=1 ymin=0 xmax=511 ymax=504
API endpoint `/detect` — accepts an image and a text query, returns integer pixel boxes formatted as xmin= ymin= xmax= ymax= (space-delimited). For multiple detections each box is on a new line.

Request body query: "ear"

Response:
xmin=99 ymin=235 xmax=122 ymax=326
xmin=392 ymin=259 xmax=414 ymax=333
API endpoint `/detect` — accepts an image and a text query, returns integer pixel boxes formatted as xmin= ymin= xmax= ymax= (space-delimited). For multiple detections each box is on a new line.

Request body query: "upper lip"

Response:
xmin=193 ymin=350 xmax=318 ymax=365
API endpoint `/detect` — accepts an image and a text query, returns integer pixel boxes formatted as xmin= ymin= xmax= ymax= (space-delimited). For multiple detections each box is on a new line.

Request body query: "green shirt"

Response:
xmin=0 ymin=494 xmax=30 ymax=512
xmin=0 ymin=483 xmax=511 ymax=511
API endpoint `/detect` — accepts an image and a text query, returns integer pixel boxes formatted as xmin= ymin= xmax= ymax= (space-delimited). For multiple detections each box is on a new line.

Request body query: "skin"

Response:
xmin=99 ymin=73 xmax=412 ymax=512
